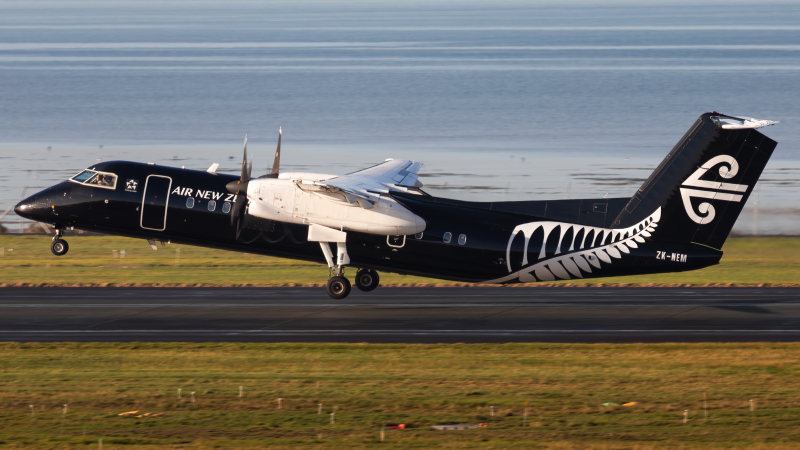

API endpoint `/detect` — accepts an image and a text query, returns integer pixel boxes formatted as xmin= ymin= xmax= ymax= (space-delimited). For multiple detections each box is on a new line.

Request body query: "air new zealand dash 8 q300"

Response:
xmin=15 ymin=113 xmax=779 ymax=298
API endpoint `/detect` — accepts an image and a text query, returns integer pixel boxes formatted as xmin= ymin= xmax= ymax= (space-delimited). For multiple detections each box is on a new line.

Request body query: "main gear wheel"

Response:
xmin=354 ymin=269 xmax=380 ymax=292
xmin=326 ymin=276 xmax=351 ymax=299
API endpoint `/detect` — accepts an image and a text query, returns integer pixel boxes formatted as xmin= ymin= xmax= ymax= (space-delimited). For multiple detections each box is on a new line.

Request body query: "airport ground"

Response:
xmin=1 ymin=235 xmax=799 ymax=286
xmin=2 ymin=342 xmax=800 ymax=449
xmin=3 ymin=235 xmax=800 ymax=448
xmin=1 ymin=287 xmax=800 ymax=448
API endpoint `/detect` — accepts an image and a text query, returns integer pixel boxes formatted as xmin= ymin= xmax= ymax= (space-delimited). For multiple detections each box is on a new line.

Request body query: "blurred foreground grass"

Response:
xmin=2 ymin=342 xmax=800 ymax=449
xmin=0 ymin=235 xmax=799 ymax=286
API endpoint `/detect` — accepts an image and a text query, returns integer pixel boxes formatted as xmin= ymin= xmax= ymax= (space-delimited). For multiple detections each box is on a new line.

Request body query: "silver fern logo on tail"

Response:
xmin=486 ymin=208 xmax=661 ymax=284
xmin=680 ymin=155 xmax=748 ymax=224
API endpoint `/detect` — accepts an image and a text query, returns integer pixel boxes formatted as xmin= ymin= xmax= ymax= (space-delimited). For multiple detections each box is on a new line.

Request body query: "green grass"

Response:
xmin=0 ymin=235 xmax=438 ymax=286
xmin=0 ymin=235 xmax=799 ymax=286
xmin=1 ymin=342 xmax=800 ymax=449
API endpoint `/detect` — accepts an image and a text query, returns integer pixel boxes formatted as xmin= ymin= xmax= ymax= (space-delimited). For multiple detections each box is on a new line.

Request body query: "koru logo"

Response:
xmin=680 ymin=155 xmax=748 ymax=224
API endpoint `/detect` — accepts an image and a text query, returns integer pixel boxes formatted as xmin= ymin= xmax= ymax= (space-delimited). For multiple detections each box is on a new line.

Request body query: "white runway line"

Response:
xmin=0 ymin=302 xmax=795 ymax=308
xmin=4 ymin=329 xmax=800 ymax=334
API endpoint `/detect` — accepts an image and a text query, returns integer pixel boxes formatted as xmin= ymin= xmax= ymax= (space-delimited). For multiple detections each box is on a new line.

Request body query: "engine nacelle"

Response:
xmin=246 ymin=178 xmax=426 ymax=236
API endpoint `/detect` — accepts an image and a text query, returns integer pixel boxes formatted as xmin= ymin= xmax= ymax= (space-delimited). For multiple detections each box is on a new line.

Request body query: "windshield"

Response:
xmin=70 ymin=169 xmax=118 ymax=189
xmin=71 ymin=170 xmax=96 ymax=183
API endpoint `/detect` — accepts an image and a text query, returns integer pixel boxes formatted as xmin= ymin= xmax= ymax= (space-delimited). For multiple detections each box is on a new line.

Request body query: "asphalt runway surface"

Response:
xmin=1 ymin=287 xmax=799 ymax=343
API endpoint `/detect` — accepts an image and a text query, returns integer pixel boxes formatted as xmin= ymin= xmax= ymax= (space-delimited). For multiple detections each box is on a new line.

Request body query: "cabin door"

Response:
xmin=140 ymin=175 xmax=172 ymax=231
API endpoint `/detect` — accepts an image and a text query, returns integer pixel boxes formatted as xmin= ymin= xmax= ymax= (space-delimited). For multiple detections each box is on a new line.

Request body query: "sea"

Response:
xmin=1 ymin=0 xmax=798 ymax=235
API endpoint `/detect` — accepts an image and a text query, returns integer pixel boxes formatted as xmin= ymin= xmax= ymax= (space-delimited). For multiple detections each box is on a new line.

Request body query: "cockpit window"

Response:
xmin=90 ymin=173 xmax=117 ymax=187
xmin=69 ymin=169 xmax=118 ymax=189
xmin=71 ymin=170 xmax=96 ymax=183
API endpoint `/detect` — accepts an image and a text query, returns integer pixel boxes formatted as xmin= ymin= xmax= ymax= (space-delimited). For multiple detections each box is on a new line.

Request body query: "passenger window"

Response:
xmin=443 ymin=232 xmax=452 ymax=243
xmin=414 ymin=232 xmax=423 ymax=239
xmin=222 ymin=202 xmax=231 ymax=213
xmin=186 ymin=198 xmax=194 ymax=208
xmin=208 ymin=200 xmax=216 ymax=211
xmin=458 ymin=234 xmax=467 ymax=245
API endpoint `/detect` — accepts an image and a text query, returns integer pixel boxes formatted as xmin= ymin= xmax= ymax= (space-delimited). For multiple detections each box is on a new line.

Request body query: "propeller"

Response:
xmin=263 ymin=126 xmax=281 ymax=179
xmin=225 ymin=136 xmax=252 ymax=238
xmin=225 ymin=128 xmax=282 ymax=238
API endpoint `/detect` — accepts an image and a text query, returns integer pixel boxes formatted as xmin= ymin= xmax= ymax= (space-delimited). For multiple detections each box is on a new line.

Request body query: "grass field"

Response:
xmin=0 ymin=235 xmax=799 ymax=286
xmin=2 ymin=342 xmax=800 ymax=449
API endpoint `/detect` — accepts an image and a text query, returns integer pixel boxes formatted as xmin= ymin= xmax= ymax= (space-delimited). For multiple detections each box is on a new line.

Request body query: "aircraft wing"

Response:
xmin=296 ymin=159 xmax=423 ymax=209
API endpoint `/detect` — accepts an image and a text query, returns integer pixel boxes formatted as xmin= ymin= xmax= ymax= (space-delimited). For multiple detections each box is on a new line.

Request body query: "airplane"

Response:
xmin=15 ymin=112 xmax=778 ymax=299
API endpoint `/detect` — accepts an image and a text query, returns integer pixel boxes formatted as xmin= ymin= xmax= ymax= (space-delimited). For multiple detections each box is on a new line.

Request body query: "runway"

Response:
xmin=1 ymin=287 xmax=799 ymax=343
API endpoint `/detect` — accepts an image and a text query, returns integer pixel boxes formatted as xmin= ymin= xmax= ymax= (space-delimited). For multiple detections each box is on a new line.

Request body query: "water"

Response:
xmin=1 ymin=1 xmax=799 ymax=235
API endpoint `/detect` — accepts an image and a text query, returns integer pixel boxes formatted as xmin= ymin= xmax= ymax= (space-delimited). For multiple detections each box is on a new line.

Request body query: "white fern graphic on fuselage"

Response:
xmin=486 ymin=207 xmax=661 ymax=283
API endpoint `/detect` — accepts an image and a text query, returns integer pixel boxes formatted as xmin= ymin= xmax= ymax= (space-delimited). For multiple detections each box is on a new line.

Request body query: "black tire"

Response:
xmin=51 ymin=239 xmax=69 ymax=256
xmin=326 ymin=276 xmax=351 ymax=299
xmin=354 ymin=269 xmax=380 ymax=292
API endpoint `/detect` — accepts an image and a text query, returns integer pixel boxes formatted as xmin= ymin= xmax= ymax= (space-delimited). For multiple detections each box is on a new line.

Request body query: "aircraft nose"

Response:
xmin=14 ymin=200 xmax=32 ymax=219
xmin=14 ymin=192 xmax=45 ymax=220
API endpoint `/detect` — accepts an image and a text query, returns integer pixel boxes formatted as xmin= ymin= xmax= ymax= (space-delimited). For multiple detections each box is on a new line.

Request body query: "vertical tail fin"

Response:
xmin=611 ymin=112 xmax=778 ymax=250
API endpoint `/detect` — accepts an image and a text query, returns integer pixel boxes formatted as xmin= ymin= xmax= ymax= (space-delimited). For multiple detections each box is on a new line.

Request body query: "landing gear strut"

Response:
xmin=51 ymin=228 xmax=68 ymax=256
xmin=319 ymin=241 xmax=352 ymax=299
xmin=311 ymin=225 xmax=379 ymax=299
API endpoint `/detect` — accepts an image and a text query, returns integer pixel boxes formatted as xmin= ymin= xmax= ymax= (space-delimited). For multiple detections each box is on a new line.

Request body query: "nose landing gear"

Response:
xmin=50 ymin=228 xmax=69 ymax=256
xmin=51 ymin=239 xmax=69 ymax=256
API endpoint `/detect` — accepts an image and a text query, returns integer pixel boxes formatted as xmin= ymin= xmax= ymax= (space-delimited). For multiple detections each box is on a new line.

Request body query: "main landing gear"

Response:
xmin=324 ymin=268 xmax=380 ymax=299
xmin=317 ymin=240 xmax=380 ymax=299
xmin=50 ymin=228 xmax=69 ymax=256
xmin=324 ymin=269 xmax=381 ymax=299
xmin=318 ymin=240 xmax=352 ymax=299
xmin=310 ymin=225 xmax=380 ymax=299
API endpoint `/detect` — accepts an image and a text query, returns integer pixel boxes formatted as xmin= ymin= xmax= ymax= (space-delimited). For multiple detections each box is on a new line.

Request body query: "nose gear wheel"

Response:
xmin=51 ymin=238 xmax=69 ymax=256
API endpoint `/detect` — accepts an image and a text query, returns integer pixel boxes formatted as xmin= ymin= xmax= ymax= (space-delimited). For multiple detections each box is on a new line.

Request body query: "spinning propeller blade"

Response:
xmin=264 ymin=127 xmax=281 ymax=178
xmin=224 ymin=129 xmax=280 ymax=238
xmin=226 ymin=136 xmax=251 ymax=237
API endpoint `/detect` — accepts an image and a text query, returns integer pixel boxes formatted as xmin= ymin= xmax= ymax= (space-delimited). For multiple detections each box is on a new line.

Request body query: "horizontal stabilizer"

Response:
xmin=711 ymin=115 xmax=779 ymax=130
xmin=611 ymin=112 xmax=778 ymax=250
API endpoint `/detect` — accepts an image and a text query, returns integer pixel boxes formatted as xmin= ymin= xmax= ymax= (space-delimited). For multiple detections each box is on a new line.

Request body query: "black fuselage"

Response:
xmin=16 ymin=160 xmax=722 ymax=283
